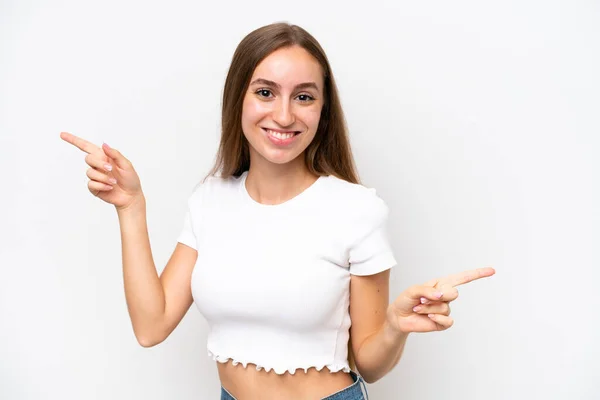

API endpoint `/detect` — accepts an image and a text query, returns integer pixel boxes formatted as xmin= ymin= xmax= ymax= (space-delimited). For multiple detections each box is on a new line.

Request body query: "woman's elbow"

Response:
xmin=134 ymin=328 xmax=167 ymax=348
xmin=360 ymin=372 xmax=380 ymax=385
xmin=137 ymin=336 xmax=160 ymax=348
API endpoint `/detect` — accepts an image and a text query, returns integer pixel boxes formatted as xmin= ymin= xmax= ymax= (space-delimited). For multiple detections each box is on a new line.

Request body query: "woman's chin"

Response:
xmin=266 ymin=154 xmax=300 ymax=165
xmin=258 ymin=148 xmax=304 ymax=166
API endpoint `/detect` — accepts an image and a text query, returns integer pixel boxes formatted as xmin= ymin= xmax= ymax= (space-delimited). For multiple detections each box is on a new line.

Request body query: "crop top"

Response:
xmin=177 ymin=171 xmax=397 ymax=375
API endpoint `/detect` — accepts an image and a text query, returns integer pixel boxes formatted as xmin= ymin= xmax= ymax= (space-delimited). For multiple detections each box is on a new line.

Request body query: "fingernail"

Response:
xmin=103 ymin=142 xmax=111 ymax=149
xmin=413 ymin=306 xmax=422 ymax=312
xmin=109 ymin=178 xmax=117 ymax=185
xmin=428 ymin=314 xmax=435 ymax=319
xmin=420 ymin=297 xmax=427 ymax=304
xmin=435 ymin=292 xmax=443 ymax=299
xmin=104 ymin=163 xmax=112 ymax=171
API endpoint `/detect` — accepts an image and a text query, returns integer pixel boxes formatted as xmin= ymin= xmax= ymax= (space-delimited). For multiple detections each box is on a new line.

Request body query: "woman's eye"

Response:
xmin=297 ymin=94 xmax=314 ymax=102
xmin=256 ymin=89 xmax=272 ymax=98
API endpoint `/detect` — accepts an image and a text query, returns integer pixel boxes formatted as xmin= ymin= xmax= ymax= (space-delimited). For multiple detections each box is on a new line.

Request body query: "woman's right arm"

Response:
xmin=117 ymin=197 xmax=198 ymax=347
xmin=60 ymin=132 xmax=196 ymax=347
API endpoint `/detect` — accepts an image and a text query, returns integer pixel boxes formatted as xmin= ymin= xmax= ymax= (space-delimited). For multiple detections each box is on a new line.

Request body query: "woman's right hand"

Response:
xmin=60 ymin=132 xmax=144 ymax=211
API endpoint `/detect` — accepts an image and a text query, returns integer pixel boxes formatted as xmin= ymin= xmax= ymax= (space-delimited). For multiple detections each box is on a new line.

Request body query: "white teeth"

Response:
xmin=267 ymin=129 xmax=294 ymax=139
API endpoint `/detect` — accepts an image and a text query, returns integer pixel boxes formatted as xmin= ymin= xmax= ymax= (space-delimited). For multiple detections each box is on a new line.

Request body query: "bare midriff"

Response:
xmin=217 ymin=359 xmax=355 ymax=400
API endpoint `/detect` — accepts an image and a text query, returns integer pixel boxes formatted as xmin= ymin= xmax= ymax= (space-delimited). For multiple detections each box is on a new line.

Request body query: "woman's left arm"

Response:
xmin=351 ymin=267 xmax=495 ymax=383
xmin=349 ymin=269 xmax=408 ymax=384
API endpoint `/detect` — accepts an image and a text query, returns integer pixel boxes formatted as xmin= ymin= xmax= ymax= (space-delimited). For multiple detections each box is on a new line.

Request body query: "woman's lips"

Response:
xmin=262 ymin=128 xmax=301 ymax=146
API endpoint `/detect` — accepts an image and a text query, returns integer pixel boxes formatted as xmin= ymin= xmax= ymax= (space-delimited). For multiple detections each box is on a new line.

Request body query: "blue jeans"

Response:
xmin=220 ymin=370 xmax=369 ymax=400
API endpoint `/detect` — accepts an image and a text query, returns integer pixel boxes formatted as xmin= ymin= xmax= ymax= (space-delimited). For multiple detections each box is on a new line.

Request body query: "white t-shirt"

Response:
xmin=178 ymin=171 xmax=397 ymax=375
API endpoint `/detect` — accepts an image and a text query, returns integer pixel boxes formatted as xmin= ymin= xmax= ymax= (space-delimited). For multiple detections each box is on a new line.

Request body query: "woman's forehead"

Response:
xmin=251 ymin=46 xmax=324 ymax=91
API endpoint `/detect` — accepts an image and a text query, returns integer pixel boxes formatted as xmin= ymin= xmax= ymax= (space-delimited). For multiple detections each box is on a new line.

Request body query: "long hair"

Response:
xmin=207 ymin=22 xmax=360 ymax=185
xmin=207 ymin=22 xmax=360 ymax=372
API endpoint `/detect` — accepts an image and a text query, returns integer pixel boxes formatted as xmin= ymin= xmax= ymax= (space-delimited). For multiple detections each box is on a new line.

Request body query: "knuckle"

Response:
xmin=409 ymin=284 xmax=421 ymax=296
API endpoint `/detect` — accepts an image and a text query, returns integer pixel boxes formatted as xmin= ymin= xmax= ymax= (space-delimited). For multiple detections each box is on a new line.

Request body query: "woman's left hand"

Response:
xmin=386 ymin=267 xmax=496 ymax=334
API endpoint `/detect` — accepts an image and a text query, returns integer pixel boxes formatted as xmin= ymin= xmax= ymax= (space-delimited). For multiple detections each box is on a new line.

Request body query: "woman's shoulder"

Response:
xmin=196 ymin=173 xmax=242 ymax=190
xmin=319 ymin=174 xmax=389 ymax=214
xmin=321 ymin=174 xmax=382 ymax=200
xmin=186 ymin=173 xmax=243 ymax=203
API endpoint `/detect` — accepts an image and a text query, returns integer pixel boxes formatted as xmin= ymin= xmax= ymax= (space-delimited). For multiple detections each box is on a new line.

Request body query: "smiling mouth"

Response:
xmin=261 ymin=128 xmax=302 ymax=140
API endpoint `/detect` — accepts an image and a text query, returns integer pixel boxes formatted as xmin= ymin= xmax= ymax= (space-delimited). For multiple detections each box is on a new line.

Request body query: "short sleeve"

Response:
xmin=177 ymin=181 xmax=206 ymax=250
xmin=177 ymin=208 xmax=197 ymax=250
xmin=348 ymin=194 xmax=397 ymax=276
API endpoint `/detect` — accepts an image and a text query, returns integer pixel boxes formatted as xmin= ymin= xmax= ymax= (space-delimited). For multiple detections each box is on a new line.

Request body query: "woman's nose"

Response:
xmin=272 ymin=100 xmax=295 ymax=127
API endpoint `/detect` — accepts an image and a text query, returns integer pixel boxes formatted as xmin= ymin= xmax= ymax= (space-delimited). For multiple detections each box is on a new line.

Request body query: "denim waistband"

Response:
xmin=220 ymin=370 xmax=369 ymax=400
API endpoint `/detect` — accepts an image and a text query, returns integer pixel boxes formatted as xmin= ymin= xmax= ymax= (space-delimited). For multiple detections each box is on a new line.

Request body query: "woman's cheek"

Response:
xmin=304 ymin=106 xmax=323 ymax=130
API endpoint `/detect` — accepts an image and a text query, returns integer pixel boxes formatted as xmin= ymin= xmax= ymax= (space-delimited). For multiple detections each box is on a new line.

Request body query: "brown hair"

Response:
xmin=207 ymin=22 xmax=361 ymax=372
xmin=207 ymin=22 xmax=360 ymax=185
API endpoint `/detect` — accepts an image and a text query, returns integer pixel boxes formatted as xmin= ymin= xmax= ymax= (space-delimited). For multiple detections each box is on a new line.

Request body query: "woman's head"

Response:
xmin=209 ymin=22 xmax=359 ymax=184
xmin=241 ymin=45 xmax=323 ymax=170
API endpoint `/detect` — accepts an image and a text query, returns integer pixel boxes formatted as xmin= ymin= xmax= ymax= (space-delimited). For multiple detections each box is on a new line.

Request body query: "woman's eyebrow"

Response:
xmin=250 ymin=78 xmax=319 ymax=91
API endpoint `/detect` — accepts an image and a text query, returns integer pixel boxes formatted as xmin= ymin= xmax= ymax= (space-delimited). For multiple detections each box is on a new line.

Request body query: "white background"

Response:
xmin=1 ymin=0 xmax=598 ymax=399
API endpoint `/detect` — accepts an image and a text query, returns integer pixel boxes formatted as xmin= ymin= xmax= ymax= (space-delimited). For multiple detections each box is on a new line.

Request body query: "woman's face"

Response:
xmin=241 ymin=45 xmax=324 ymax=167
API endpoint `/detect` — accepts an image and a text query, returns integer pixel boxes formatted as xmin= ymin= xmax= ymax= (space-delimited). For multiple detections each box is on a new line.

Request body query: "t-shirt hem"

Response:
xmin=207 ymin=348 xmax=352 ymax=375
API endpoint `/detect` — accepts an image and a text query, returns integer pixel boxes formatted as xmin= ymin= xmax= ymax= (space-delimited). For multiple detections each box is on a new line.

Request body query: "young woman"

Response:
xmin=61 ymin=23 xmax=494 ymax=400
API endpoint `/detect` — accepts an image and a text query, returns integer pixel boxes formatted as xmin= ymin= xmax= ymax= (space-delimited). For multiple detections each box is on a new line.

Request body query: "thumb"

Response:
xmin=102 ymin=143 xmax=130 ymax=169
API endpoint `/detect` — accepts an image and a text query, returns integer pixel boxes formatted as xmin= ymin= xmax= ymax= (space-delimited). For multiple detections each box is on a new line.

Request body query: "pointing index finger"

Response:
xmin=441 ymin=267 xmax=496 ymax=288
xmin=60 ymin=132 xmax=100 ymax=154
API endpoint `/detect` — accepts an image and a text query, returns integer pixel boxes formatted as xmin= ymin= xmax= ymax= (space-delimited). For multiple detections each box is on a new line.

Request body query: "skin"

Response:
xmin=60 ymin=45 xmax=496 ymax=400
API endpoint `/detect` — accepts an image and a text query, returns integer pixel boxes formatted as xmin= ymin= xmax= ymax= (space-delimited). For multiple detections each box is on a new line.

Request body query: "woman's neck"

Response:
xmin=245 ymin=155 xmax=318 ymax=205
